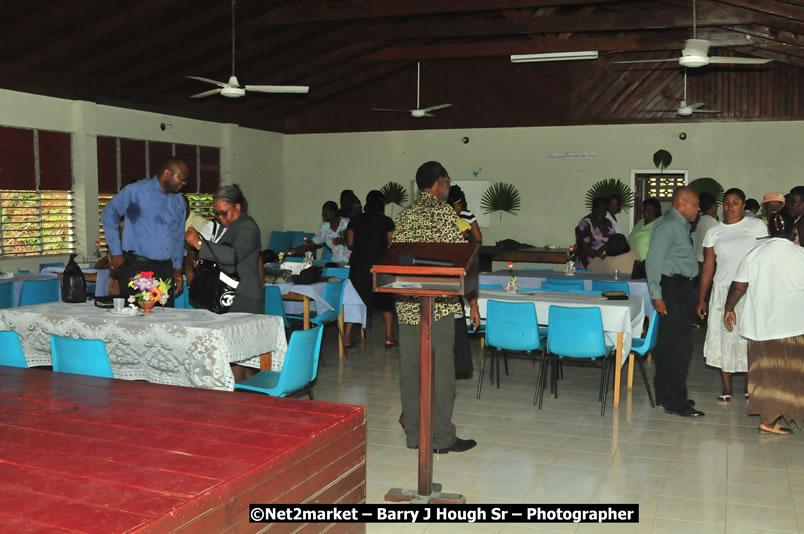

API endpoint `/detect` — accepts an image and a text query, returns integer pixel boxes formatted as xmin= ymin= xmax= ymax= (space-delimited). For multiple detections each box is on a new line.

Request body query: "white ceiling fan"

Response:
xmin=371 ymin=62 xmax=452 ymax=118
xmin=647 ymin=69 xmax=719 ymax=116
xmin=187 ymin=0 xmax=308 ymax=98
xmin=615 ymin=0 xmax=772 ymax=69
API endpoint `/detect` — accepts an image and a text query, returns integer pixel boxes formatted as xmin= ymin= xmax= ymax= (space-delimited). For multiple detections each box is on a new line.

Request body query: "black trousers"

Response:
xmin=653 ymin=276 xmax=695 ymax=411
xmin=117 ymin=254 xmax=175 ymax=307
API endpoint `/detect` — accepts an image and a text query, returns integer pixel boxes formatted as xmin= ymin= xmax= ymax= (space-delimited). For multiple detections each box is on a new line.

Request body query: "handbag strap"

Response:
xmin=199 ymin=234 xmax=238 ymax=270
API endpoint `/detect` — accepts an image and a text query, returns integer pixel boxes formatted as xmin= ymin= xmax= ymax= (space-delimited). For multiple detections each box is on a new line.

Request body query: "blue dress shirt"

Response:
xmin=101 ymin=177 xmax=185 ymax=269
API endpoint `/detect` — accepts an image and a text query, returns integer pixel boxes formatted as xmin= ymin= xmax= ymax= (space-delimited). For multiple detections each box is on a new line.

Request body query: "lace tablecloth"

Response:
xmin=0 ymin=302 xmax=287 ymax=391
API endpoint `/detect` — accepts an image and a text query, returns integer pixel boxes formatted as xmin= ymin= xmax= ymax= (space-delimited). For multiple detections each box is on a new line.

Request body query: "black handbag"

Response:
xmin=61 ymin=254 xmax=87 ymax=303
xmin=189 ymin=236 xmax=240 ymax=314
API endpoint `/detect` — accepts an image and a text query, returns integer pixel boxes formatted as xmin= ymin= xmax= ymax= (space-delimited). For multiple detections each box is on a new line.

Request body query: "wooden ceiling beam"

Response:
xmin=723 ymin=24 xmax=804 ymax=51
xmin=358 ymin=30 xmax=767 ymax=61
xmin=336 ymin=6 xmax=768 ymax=42
xmin=713 ymin=0 xmax=804 ymax=21
xmin=245 ymin=0 xmax=625 ymax=28
xmin=0 ymin=0 xmax=175 ymax=77
xmin=70 ymin=2 xmax=232 ymax=77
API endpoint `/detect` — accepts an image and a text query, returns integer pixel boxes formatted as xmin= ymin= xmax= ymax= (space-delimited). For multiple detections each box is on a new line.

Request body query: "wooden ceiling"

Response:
xmin=2 ymin=0 xmax=802 ymax=133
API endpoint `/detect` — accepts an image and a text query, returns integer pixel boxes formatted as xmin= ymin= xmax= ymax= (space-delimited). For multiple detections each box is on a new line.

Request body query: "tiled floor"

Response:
xmin=313 ymin=317 xmax=804 ymax=533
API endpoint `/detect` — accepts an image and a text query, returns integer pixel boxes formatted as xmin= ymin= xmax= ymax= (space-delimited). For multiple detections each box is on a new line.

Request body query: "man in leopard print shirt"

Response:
xmin=392 ymin=161 xmax=480 ymax=454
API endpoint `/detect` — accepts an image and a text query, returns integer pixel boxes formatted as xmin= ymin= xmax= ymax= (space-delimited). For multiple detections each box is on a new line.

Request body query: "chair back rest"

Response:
xmin=39 ymin=262 xmax=65 ymax=272
xmin=591 ymin=280 xmax=630 ymax=295
xmin=267 ymin=231 xmax=292 ymax=253
xmin=486 ymin=300 xmax=542 ymax=351
xmin=264 ymin=285 xmax=290 ymax=328
xmin=287 ymin=231 xmax=308 ymax=249
xmin=174 ymin=288 xmax=192 ymax=309
xmin=19 ymin=278 xmax=60 ymax=306
xmin=0 ymin=283 xmax=13 ymax=309
xmin=322 ymin=279 xmax=346 ymax=311
xmin=479 ymin=284 xmax=503 ymax=290
xmin=643 ymin=309 xmax=660 ymax=350
xmin=276 ymin=325 xmax=324 ymax=393
xmin=541 ymin=281 xmax=583 ymax=291
xmin=544 ymin=277 xmax=584 ymax=286
xmin=568 ymin=289 xmax=601 ymax=295
xmin=0 ymin=331 xmax=28 ymax=367
xmin=322 ymin=267 xmax=350 ymax=279
xmin=547 ymin=306 xmax=607 ymax=358
xmin=50 ymin=334 xmax=114 ymax=378
xmin=319 ymin=246 xmax=333 ymax=262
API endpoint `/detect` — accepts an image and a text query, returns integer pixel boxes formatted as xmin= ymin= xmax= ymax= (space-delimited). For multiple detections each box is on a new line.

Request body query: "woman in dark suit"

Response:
xmin=184 ymin=184 xmax=264 ymax=314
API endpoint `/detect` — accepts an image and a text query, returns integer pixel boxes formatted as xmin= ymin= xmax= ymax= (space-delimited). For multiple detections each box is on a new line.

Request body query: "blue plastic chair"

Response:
xmin=322 ymin=267 xmax=350 ymax=279
xmin=543 ymin=277 xmax=586 ymax=286
xmin=17 ymin=269 xmax=30 ymax=274
xmin=319 ymin=246 xmax=334 ymax=262
xmin=19 ymin=278 xmax=60 ymax=306
xmin=537 ymin=306 xmax=615 ymax=415
xmin=39 ymin=262 xmax=65 ymax=272
xmin=50 ymin=334 xmax=114 ymax=378
xmin=479 ymin=284 xmax=503 ymax=290
xmin=478 ymin=300 xmax=547 ymax=399
xmin=174 ymin=288 xmax=194 ymax=309
xmin=592 ymin=280 xmax=630 ymax=295
xmin=542 ymin=280 xmax=584 ymax=291
xmin=287 ymin=231 xmax=307 ymax=249
xmin=287 ymin=280 xmax=346 ymax=354
xmin=267 ymin=231 xmax=292 ymax=253
xmin=629 ymin=310 xmax=659 ymax=408
xmin=235 ymin=325 xmax=324 ymax=399
xmin=568 ymin=289 xmax=602 ymax=295
xmin=265 ymin=285 xmax=291 ymax=328
xmin=0 ymin=331 xmax=28 ymax=368
xmin=0 ymin=283 xmax=13 ymax=309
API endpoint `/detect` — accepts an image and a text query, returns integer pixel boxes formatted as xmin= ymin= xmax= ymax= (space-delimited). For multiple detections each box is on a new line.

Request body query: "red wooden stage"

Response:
xmin=0 ymin=366 xmax=366 ymax=533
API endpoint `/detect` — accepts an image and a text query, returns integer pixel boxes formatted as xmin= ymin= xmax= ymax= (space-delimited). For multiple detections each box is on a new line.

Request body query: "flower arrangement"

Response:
xmin=127 ymin=271 xmax=172 ymax=312
xmin=93 ymin=240 xmax=103 ymax=259
xmin=505 ymin=261 xmax=518 ymax=293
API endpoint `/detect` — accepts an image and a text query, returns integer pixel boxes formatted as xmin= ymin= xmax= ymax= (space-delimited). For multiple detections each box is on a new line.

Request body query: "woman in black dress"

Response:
xmin=345 ymin=190 xmax=395 ymax=346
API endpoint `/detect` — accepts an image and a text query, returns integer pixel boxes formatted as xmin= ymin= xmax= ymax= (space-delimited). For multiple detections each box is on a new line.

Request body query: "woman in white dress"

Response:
xmin=697 ymin=188 xmax=768 ymax=403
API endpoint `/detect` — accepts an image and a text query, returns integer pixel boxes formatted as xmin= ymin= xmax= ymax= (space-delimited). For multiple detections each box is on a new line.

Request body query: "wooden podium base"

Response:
xmin=385 ymin=483 xmax=466 ymax=504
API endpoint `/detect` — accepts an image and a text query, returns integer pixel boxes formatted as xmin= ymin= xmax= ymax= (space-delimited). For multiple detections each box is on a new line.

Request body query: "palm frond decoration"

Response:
xmin=481 ymin=183 xmax=521 ymax=221
xmin=380 ymin=181 xmax=409 ymax=206
xmin=688 ymin=177 xmax=725 ymax=204
xmin=653 ymin=149 xmax=672 ymax=172
xmin=585 ymin=179 xmax=634 ymax=212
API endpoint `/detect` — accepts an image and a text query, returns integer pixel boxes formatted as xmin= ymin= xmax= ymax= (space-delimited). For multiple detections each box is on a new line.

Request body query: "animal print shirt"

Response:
xmin=392 ymin=191 xmax=464 ymax=325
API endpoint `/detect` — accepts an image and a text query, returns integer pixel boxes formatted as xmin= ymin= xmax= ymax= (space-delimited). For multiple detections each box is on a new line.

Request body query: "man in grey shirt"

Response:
xmin=646 ymin=187 xmax=705 ymax=417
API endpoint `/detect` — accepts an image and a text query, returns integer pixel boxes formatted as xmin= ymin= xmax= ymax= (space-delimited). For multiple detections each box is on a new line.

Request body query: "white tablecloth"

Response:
xmin=0 ymin=302 xmax=288 ymax=391
xmin=270 ymin=279 xmax=367 ymax=327
xmin=472 ymin=288 xmax=645 ymax=368
xmin=0 ymin=274 xmax=59 ymax=307
xmin=41 ymin=266 xmax=110 ymax=297
xmin=480 ymin=269 xmax=654 ymax=316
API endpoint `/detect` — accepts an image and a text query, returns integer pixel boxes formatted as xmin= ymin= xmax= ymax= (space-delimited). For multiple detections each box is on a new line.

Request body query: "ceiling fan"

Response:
xmin=371 ymin=62 xmax=452 ymax=118
xmin=647 ymin=69 xmax=719 ymax=117
xmin=187 ymin=0 xmax=308 ymax=98
xmin=615 ymin=0 xmax=772 ymax=69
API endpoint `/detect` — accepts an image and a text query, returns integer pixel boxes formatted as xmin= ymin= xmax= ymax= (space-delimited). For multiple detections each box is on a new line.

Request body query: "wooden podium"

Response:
xmin=372 ymin=242 xmax=479 ymax=503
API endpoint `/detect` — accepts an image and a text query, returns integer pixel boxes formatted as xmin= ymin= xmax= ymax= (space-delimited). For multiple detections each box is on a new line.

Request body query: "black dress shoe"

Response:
xmin=434 ymin=437 xmax=477 ymax=454
xmin=665 ymin=405 xmax=705 ymax=417
xmin=657 ymin=399 xmax=695 ymax=407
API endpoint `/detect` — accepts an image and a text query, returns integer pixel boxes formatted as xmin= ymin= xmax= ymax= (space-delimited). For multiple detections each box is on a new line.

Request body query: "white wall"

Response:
xmin=0 ymin=89 xmax=283 ymax=272
xmin=283 ymin=121 xmax=804 ymax=247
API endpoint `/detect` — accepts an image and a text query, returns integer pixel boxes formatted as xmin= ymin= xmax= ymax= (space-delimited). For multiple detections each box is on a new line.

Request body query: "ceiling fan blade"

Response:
xmin=613 ymin=58 xmax=678 ymax=64
xmin=191 ymin=88 xmax=223 ymax=98
xmin=421 ymin=112 xmax=435 ymax=117
xmin=692 ymin=108 xmax=720 ymax=113
xmin=245 ymin=85 xmax=309 ymax=94
xmin=708 ymin=56 xmax=772 ymax=65
xmin=187 ymin=76 xmax=228 ymax=88
xmin=421 ymin=103 xmax=452 ymax=112
xmin=645 ymin=109 xmax=678 ymax=112
xmin=689 ymin=102 xmax=705 ymax=110
xmin=682 ymin=39 xmax=711 ymax=57
xmin=370 ymin=108 xmax=412 ymax=113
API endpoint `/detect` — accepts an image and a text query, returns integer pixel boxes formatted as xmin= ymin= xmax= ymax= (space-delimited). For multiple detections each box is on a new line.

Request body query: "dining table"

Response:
xmin=0 ymin=273 xmax=59 ymax=307
xmin=472 ymin=288 xmax=646 ymax=406
xmin=0 ymin=302 xmax=287 ymax=391
xmin=480 ymin=269 xmax=654 ymax=316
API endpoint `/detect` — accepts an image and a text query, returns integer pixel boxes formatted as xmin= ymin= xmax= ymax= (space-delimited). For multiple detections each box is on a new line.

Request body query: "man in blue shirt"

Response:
xmin=101 ymin=158 xmax=189 ymax=306
xmin=646 ymin=187 xmax=704 ymax=417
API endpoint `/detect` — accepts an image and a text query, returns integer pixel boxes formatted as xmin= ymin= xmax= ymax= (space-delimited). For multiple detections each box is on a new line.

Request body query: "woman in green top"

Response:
xmin=629 ymin=197 xmax=662 ymax=259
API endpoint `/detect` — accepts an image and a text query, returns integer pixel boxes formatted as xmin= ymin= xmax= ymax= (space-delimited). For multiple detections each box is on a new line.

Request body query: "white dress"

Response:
xmin=702 ymin=217 xmax=768 ymax=372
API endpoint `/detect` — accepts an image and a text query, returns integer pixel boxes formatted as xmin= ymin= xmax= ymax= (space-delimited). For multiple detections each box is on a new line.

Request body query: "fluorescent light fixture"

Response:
xmin=510 ymin=51 xmax=598 ymax=63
